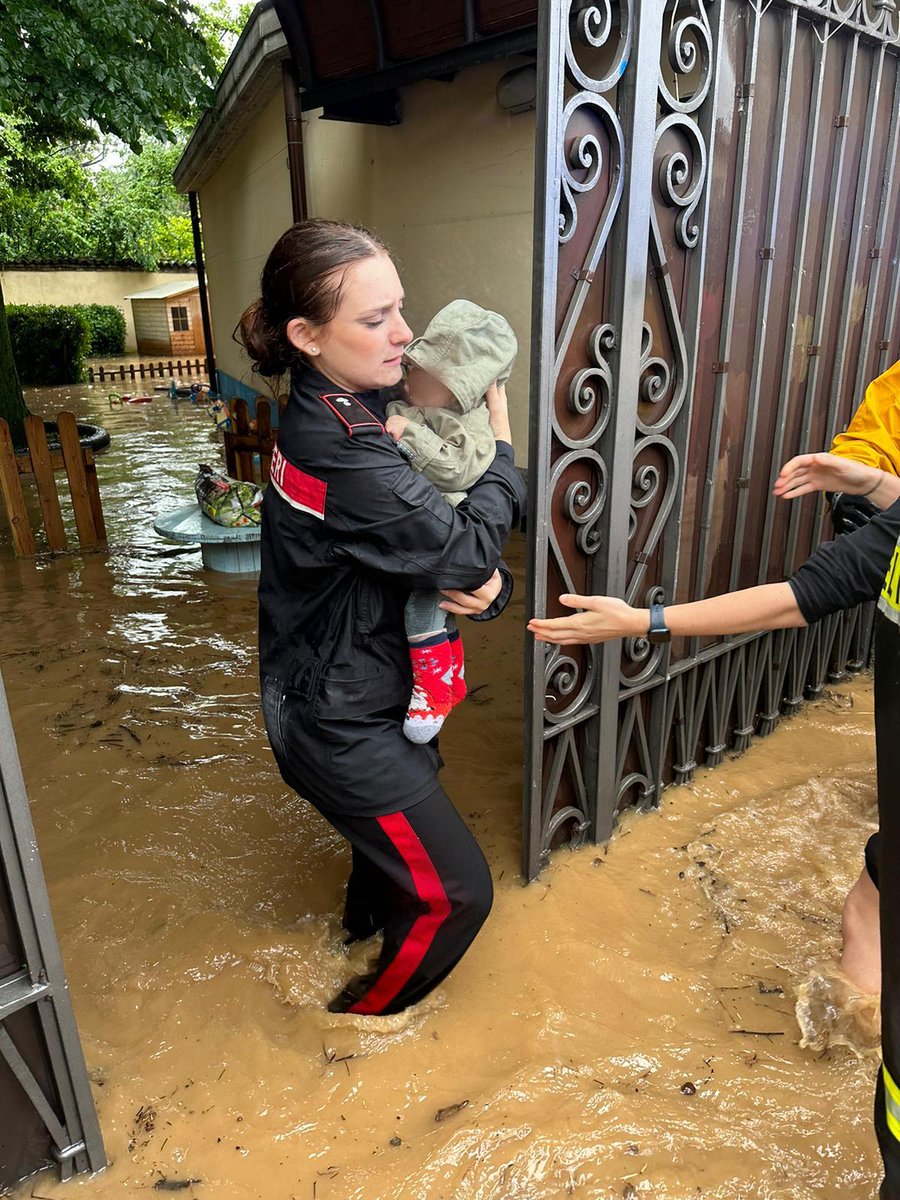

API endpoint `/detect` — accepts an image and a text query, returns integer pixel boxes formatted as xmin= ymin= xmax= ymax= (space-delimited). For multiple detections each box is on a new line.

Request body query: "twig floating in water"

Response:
xmin=153 ymin=1180 xmax=201 ymax=1192
xmin=434 ymin=1100 xmax=469 ymax=1122
xmin=729 ymin=1028 xmax=785 ymax=1037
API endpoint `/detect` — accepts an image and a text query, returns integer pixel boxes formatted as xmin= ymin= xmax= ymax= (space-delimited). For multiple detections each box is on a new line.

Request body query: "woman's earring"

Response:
xmin=307 ymin=344 xmax=318 ymax=355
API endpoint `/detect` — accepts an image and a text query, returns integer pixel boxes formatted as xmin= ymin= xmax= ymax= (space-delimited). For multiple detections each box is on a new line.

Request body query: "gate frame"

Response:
xmin=0 ymin=668 xmax=106 ymax=1184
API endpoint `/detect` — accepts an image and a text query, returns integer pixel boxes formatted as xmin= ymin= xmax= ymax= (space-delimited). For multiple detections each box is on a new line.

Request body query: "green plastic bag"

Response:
xmin=195 ymin=464 xmax=263 ymax=527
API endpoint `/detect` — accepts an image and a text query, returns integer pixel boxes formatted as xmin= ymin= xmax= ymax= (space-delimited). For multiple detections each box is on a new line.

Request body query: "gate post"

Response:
xmin=591 ymin=0 xmax=668 ymax=841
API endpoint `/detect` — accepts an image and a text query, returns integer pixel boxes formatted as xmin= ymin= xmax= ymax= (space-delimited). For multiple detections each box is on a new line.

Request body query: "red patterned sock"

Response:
xmin=447 ymin=628 xmax=467 ymax=707
xmin=404 ymin=634 xmax=453 ymax=744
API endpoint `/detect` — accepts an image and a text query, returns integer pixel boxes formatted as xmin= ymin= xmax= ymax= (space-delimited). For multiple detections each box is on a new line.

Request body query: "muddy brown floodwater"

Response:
xmin=1 ymin=382 xmax=885 ymax=1199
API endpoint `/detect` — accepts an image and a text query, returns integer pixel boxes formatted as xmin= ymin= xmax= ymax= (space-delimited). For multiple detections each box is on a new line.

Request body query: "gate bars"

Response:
xmin=524 ymin=0 xmax=900 ymax=880
xmin=0 ymin=667 xmax=105 ymax=1183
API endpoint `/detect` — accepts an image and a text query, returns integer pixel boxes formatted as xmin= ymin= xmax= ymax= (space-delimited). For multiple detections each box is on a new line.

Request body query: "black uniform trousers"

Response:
xmin=261 ymin=678 xmax=493 ymax=1016
xmin=871 ymin=614 xmax=900 ymax=1198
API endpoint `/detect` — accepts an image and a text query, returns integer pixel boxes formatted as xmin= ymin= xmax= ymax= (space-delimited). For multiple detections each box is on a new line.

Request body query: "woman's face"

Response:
xmin=288 ymin=252 xmax=413 ymax=393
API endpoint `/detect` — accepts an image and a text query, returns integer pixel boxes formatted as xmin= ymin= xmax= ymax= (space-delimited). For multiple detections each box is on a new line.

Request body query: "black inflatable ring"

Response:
xmin=42 ymin=420 xmax=111 ymax=453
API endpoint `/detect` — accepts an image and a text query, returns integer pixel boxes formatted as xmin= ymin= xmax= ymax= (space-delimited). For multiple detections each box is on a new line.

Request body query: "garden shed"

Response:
xmin=175 ymin=0 xmax=900 ymax=879
xmin=124 ymin=280 xmax=206 ymax=358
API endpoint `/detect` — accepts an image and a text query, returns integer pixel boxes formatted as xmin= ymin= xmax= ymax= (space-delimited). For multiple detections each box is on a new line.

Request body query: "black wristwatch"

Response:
xmin=647 ymin=601 xmax=671 ymax=645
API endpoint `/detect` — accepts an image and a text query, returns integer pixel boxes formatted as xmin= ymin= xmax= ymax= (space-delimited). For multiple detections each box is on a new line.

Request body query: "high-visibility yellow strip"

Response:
xmin=883 ymin=1065 xmax=900 ymax=1142
xmin=881 ymin=544 xmax=900 ymax=613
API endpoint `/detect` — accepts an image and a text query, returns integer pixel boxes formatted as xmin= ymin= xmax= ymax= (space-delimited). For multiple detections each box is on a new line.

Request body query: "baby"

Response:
xmin=384 ymin=299 xmax=518 ymax=744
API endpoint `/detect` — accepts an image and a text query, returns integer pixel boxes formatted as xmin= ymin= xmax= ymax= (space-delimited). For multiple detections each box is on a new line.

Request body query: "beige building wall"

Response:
xmin=200 ymin=60 xmax=535 ymax=456
xmin=370 ymin=62 xmax=535 ymax=458
xmin=303 ymin=59 xmax=535 ymax=456
xmin=0 ymin=269 xmax=197 ymax=353
xmin=198 ymin=90 xmax=294 ymax=390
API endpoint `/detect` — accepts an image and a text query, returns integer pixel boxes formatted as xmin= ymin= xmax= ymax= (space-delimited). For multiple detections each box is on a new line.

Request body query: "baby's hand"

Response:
xmin=385 ymin=414 xmax=409 ymax=442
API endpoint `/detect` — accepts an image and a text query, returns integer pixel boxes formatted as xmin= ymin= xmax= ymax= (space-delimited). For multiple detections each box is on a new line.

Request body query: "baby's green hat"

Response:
xmin=404 ymin=299 xmax=518 ymax=412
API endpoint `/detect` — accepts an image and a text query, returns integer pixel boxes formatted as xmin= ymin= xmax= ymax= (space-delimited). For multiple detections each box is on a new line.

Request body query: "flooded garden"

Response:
xmin=1 ymin=381 xmax=885 ymax=1198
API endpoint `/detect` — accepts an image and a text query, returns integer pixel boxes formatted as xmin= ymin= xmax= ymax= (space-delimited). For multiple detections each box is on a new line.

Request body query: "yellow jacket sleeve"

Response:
xmin=830 ymin=359 xmax=900 ymax=475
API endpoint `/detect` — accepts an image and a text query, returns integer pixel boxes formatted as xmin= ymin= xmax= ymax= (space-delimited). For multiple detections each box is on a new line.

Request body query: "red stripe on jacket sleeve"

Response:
xmin=269 ymin=445 xmax=327 ymax=519
xmin=349 ymin=812 xmax=452 ymax=1014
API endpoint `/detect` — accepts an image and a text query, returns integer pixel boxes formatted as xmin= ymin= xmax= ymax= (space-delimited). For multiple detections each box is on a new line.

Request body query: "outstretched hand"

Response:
xmin=774 ymin=452 xmax=880 ymax=500
xmin=527 ymin=594 xmax=641 ymax=645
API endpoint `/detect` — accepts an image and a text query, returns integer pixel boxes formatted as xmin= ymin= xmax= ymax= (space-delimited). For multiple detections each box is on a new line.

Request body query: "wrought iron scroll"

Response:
xmin=525 ymin=0 xmax=900 ymax=881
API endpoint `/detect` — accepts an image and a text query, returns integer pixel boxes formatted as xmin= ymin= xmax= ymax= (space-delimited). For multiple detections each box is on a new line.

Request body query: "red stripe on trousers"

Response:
xmin=349 ymin=812 xmax=453 ymax=1015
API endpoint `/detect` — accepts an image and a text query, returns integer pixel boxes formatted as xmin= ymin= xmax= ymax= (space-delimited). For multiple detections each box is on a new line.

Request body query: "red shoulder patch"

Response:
xmin=319 ymin=392 xmax=384 ymax=435
xmin=270 ymin=444 xmax=327 ymax=520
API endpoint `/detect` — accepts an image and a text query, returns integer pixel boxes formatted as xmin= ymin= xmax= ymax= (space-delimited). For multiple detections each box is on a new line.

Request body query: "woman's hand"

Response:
xmin=528 ymin=594 xmax=646 ymax=645
xmin=440 ymin=569 xmax=503 ymax=616
xmin=385 ymin=414 xmax=409 ymax=442
xmin=485 ymin=382 xmax=512 ymax=444
xmin=774 ymin=452 xmax=881 ymax=501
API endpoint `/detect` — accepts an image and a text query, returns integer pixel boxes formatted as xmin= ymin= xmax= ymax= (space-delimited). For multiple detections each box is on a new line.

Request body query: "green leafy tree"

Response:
xmin=0 ymin=0 xmax=218 ymax=437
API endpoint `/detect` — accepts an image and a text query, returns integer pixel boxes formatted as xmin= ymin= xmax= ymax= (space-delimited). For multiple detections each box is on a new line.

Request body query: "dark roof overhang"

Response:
xmin=273 ymin=1 xmax=537 ymax=117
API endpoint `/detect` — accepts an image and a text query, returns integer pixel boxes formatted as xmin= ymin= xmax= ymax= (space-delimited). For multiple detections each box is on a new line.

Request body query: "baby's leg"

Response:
xmin=403 ymin=590 xmax=453 ymax=744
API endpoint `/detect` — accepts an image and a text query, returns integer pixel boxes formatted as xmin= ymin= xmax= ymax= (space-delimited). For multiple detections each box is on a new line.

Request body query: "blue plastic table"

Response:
xmin=153 ymin=503 xmax=261 ymax=574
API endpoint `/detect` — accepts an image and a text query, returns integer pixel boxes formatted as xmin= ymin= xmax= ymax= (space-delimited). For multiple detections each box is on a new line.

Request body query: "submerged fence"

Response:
xmin=87 ymin=358 xmax=208 ymax=384
xmin=524 ymin=0 xmax=900 ymax=878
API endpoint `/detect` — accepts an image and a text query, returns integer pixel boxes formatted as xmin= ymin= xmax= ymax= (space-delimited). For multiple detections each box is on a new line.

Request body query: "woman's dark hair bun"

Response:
xmin=233 ymin=219 xmax=388 ymax=378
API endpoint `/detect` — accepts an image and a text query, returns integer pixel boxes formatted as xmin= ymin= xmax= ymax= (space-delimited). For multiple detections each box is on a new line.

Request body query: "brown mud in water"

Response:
xmin=2 ymin=384 xmax=884 ymax=1198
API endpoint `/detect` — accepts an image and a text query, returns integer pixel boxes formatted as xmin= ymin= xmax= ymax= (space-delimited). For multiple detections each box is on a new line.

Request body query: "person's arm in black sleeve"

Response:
xmin=788 ymin=498 xmax=900 ymax=624
xmin=327 ymin=434 xmax=525 ymax=607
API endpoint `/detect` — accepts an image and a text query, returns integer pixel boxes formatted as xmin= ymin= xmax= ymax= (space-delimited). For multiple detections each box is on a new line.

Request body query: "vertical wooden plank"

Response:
xmin=256 ymin=400 xmax=272 ymax=485
xmin=83 ymin=450 xmax=107 ymax=545
xmin=0 ymin=420 xmax=36 ymax=557
xmin=139 ymin=363 xmax=146 ymax=380
xmin=176 ymin=359 xmax=182 ymax=373
xmin=56 ymin=412 xmax=97 ymax=550
xmin=149 ymin=362 xmax=155 ymax=379
xmin=99 ymin=367 xmax=106 ymax=383
xmin=224 ymin=432 xmax=237 ymax=478
xmin=130 ymin=364 xmax=136 ymax=382
xmin=233 ymin=398 xmax=253 ymax=481
xmin=23 ymin=416 xmax=67 ymax=553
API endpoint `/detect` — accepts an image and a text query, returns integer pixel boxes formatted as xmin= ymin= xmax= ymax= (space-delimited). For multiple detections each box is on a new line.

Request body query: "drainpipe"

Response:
xmin=188 ymin=190 xmax=217 ymax=392
xmin=282 ymin=59 xmax=308 ymax=221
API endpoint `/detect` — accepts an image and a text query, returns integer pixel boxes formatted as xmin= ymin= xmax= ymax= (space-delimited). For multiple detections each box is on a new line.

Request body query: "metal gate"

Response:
xmin=525 ymin=0 xmax=900 ymax=879
xmin=0 ymin=669 xmax=105 ymax=1186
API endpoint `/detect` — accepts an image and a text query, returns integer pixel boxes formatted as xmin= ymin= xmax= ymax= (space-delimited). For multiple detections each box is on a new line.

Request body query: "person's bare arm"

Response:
xmin=528 ymin=584 xmax=804 ymax=646
xmin=775 ymin=452 xmax=900 ymax=510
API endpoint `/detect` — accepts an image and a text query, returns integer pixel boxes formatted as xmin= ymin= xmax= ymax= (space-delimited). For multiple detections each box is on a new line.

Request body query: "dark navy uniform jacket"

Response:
xmin=258 ymin=365 xmax=526 ymax=816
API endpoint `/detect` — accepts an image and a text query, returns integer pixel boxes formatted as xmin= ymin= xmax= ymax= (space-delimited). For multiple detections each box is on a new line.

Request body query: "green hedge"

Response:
xmin=73 ymin=304 xmax=126 ymax=356
xmin=7 ymin=305 xmax=91 ymax=385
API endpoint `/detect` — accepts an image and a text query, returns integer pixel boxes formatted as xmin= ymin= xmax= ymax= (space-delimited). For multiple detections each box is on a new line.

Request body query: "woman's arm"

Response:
xmin=529 ymin=499 xmax=900 ymax=646
xmin=775 ymin=452 xmax=900 ymax=510
xmin=528 ymin=584 xmax=803 ymax=645
xmin=326 ymin=430 xmax=525 ymax=606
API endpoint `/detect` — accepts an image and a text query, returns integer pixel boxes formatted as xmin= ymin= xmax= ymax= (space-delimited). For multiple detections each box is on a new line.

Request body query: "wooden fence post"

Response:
xmin=0 ymin=421 xmax=36 ymax=557
xmin=23 ymin=417 xmax=67 ymax=553
xmin=56 ymin=413 xmax=98 ymax=550
xmin=83 ymin=450 xmax=107 ymax=546
xmin=233 ymin=399 xmax=255 ymax=481
xmin=256 ymin=400 xmax=273 ymax=485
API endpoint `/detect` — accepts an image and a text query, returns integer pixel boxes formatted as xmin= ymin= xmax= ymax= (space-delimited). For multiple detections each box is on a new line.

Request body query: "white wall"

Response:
xmin=0 ymin=269 xmax=197 ymax=354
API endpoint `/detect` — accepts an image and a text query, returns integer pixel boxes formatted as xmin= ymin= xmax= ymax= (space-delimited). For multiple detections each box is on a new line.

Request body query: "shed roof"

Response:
xmin=124 ymin=281 xmax=199 ymax=301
